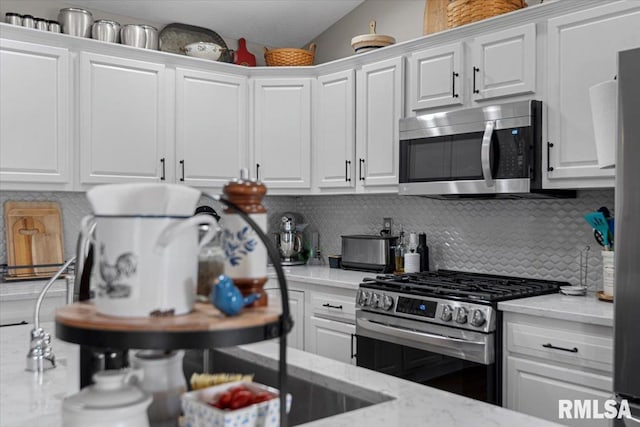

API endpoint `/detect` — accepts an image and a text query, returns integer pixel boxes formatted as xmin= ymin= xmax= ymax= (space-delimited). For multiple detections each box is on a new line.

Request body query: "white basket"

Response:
xmin=181 ymin=381 xmax=292 ymax=427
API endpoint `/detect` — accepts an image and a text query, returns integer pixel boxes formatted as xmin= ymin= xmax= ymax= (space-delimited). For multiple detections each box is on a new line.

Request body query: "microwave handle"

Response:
xmin=481 ymin=121 xmax=495 ymax=188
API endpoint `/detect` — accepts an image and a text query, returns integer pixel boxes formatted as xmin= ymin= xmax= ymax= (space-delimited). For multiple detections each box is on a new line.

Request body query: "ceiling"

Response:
xmin=65 ymin=0 xmax=365 ymax=47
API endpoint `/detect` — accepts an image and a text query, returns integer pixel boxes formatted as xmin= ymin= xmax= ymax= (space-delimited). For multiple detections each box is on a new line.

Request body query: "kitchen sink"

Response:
xmin=184 ymin=349 xmax=392 ymax=426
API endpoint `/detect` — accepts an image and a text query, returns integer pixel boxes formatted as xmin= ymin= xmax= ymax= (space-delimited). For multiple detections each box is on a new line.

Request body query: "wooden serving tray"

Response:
xmin=56 ymin=302 xmax=281 ymax=332
xmin=55 ymin=301 xmax=289 ymax=350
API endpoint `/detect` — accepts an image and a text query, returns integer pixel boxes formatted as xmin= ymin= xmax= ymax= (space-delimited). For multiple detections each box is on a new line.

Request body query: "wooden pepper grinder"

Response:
xmin=234 ymin=37 xmax=256 ymax=67
xmin=222 ymin=168 xmax=268 ymax=306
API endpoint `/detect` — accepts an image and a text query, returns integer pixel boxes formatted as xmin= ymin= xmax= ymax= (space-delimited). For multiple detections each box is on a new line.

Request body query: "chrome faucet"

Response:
xmin=26 ymin=256 xmax=75 ymax=372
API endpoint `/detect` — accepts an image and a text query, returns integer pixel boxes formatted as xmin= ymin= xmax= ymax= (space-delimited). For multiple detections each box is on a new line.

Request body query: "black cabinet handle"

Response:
xmin=547 ymin=142 xmax=554 ymax=171
xmin=322 ymin=303 xmax=343 ymax=310
xmin=359 ymin=159 xmax=365 ymax=181
xmin=160 ymin=158 xmax=165 ymax=181
xmin=543 ymin=343 xmax=578 ymax=353
xmin=256 ymin=163 xmax=260 ymax=181
xmin=350 ymin=333 xmax=357 ymax=359
xmin=179 ymin=160 xmax=185 ymax=181
xmin=345 ymin=160 xmax=352 ymax=182
xmin=473 ymin=66 xmax=480 ymax=94
xmin=452 ymin=71 xmax=459 ymax=98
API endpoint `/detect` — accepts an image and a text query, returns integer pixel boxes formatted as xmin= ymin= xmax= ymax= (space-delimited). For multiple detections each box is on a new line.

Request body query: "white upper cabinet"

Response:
xmin=313 ymin=69 xmax=356 ymax=189
xmin=79 ymin=52 xmax=167 ymax=185
xmin=175 ymin=68 xmax=248 ymax=190
xmin=471 ymin=23 xmax=536 ymax=102
xmin=408 ymin=42 xmax=464 ymax=111
xmin=356 ymin=56 xmax=403 ymax=191
xmin=408 ymin=23 xmax=536 ymax=112
xmin=0 ymin=39 xmax=71 ymax=190
xmin=252 ymin=78 xmax=311 ymax=190
xmin=545 ymin=1 xmax=640 ymax=188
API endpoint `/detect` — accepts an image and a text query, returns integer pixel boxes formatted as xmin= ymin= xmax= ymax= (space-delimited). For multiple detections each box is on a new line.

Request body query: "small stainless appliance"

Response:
xmin=275 ymin=215 xmax=306 ymax=266
xmin=341 ymin=235 xmax=397 ymax=273
xmin=399 ymin=100 xmax=575 ymax=198
xmin=355 ymin=270 xmax=568 ymax=404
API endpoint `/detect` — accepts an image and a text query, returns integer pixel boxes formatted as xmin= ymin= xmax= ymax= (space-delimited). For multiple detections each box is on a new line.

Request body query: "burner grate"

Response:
xmin=365 ymin=270 xmax=568 ymax=302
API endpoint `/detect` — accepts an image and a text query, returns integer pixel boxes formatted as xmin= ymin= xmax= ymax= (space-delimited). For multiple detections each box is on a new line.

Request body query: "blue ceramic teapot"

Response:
xmin=211 ymin=275 xmax=260 ymax=316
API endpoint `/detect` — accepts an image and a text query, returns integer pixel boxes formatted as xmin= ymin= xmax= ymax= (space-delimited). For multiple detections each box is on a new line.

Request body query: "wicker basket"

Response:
xmin=447 ymin=0 xmax=526 ymax=28
xmin=264 ymin=43 xmax=316 ymax=66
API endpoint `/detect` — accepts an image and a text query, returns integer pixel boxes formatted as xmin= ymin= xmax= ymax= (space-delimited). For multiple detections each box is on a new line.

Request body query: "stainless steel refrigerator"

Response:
xmin=614 ymin=46 xmax=640 ymax=425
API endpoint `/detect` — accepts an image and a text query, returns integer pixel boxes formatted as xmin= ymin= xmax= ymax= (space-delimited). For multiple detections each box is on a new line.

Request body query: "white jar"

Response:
xmin=63 ymin=369 xmax=151 ymax=427
xmin=131 ymin=350 xmax=187 ymax=427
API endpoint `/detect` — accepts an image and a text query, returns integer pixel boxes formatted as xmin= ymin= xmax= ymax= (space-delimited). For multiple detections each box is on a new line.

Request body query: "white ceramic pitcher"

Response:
xmin=80 ymin=214 xmax=217 ymax=317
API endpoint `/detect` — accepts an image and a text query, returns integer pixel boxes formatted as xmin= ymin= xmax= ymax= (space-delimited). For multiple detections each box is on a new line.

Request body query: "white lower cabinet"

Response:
xmin=503 ymin=312 xmax=613 ymax=426
xmin=264 ymin=288 xmax=305 ymax=351
xmin=305 ymin=289 xmax=357 ymax=365
xmin=506 ymin=356 xmax=612 ymax=427
xmin=307 ymin=315 xmax=356 ymax=366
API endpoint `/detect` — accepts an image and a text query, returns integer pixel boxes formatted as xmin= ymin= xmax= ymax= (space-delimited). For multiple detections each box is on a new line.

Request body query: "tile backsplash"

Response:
xmin=1 ymin=189 xmax=613 ymax=291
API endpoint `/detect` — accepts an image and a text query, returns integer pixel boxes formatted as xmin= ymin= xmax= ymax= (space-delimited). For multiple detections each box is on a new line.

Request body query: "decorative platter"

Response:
xmin=159 ymin=23 xmax=233 ymax=63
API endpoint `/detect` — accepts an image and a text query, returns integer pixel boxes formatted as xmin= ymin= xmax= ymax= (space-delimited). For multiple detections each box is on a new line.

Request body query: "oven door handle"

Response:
xmin=481 ymin=121 xmax=495 ymax=188
xmin=358 ymin=317 xmax=486 ymax=346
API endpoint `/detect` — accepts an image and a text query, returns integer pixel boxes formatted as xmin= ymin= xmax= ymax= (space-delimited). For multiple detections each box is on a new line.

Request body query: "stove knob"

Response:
xmin=381 ymin=295 xmax=394 ymax=311
xmin=440 ymin=304 xmax=453 ymax=322
xmin=470 ymin=309 xmax=486 ymax=327
xmin=357 ymin=290 xmax=369 ymax=306
xmin=455 ymin=306 xmax=468 ymax=324
xmin=370 ymin=293 xmax=381 ymax=308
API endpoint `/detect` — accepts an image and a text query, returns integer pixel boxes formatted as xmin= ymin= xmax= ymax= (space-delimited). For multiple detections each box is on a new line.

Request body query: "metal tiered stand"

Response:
xmin=54 ymin=196 xmax=293 ymax=426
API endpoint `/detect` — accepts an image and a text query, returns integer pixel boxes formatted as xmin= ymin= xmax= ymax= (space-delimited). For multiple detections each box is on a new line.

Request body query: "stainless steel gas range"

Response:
xmin=355 ymin=270 xmax=568 ymax=405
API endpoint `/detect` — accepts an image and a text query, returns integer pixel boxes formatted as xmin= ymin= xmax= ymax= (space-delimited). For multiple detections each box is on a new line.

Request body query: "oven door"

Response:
xmin=356 ymin=310 xmax=497 ymax=403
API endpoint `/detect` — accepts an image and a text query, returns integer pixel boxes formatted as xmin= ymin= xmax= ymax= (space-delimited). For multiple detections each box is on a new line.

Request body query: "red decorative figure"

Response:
xmin=234 ymin=37 xmax=256 ymax=67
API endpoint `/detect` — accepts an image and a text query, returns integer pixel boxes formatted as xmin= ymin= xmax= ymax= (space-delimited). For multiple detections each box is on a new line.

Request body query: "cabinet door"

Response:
xmin=0 ymin=39 xmax=71 ymax=189
xmin=314 ymin=70 xmax=355 ymax=189
xmin=175 ymin=68 xmax=247 ymax=189
xmin=79 ymin=52 xmax=166 ymax=184
xmin=408 ymin=42 xmax=463 ymax=111
xmin=264 ymin=288 xmax=304 ymax=350
xmin=546 ymin=2 xmax=640 ymax=188
xmin=307 ymin=315 xmax=356 ymax=365
xmin=505 ymin=356 xmax=612 ymax=427
xmin=252 ymin=78 xmax=311 ymax=189
xmin=356 ymin=57 xmax=403 ymax=190
xmin=471 ymin=23 xmax=536 ymax=102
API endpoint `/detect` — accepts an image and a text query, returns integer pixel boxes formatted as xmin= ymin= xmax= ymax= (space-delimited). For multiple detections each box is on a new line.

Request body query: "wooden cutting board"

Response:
xmin=424 ymin=0 xmax=449 ymax=35
xmin=4 ymin=201 xmax=64 ymax=278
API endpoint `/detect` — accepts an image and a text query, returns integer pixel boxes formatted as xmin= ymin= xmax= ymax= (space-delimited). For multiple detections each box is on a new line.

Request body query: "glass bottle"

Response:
xmin=395 ymin=227 xmax=407 ymax=273
xmin=416 ymin=232 xmax=430 ymax=272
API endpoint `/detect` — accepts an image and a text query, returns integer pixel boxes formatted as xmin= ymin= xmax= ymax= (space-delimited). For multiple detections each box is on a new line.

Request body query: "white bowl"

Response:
xmin=184 ymin=42 xmax=224 ymax=61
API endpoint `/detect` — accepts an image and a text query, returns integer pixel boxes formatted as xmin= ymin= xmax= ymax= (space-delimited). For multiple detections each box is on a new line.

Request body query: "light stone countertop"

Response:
xmin=0 ymin=322 xmax=79 ymax=427
xmin=0 ymin=322 xmax=560 ymax=427
xmin=268 ymin=265 xmax=373 ymax=290
xmin=498 ymin=292 xmax=614 ymax=327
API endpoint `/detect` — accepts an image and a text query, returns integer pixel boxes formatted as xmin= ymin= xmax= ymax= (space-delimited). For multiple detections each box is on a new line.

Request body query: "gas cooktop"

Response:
xmin=361 ymin=270 xmax=569 ymax=303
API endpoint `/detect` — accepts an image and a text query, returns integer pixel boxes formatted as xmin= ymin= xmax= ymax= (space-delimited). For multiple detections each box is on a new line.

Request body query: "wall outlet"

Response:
xmin=382 ymin=217 xmax=393 ymax=235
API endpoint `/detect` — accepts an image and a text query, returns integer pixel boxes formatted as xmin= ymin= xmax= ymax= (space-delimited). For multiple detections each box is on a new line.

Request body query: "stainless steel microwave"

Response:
xmin=399 ymin=100 xmax=574 ymax=198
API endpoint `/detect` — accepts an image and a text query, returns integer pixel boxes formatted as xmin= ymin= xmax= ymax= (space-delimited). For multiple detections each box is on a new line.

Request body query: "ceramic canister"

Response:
xmin=222 ymin=170 xmax=268 ymax=306
xmin=82 ymin=214 xmax=217 ymax=317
